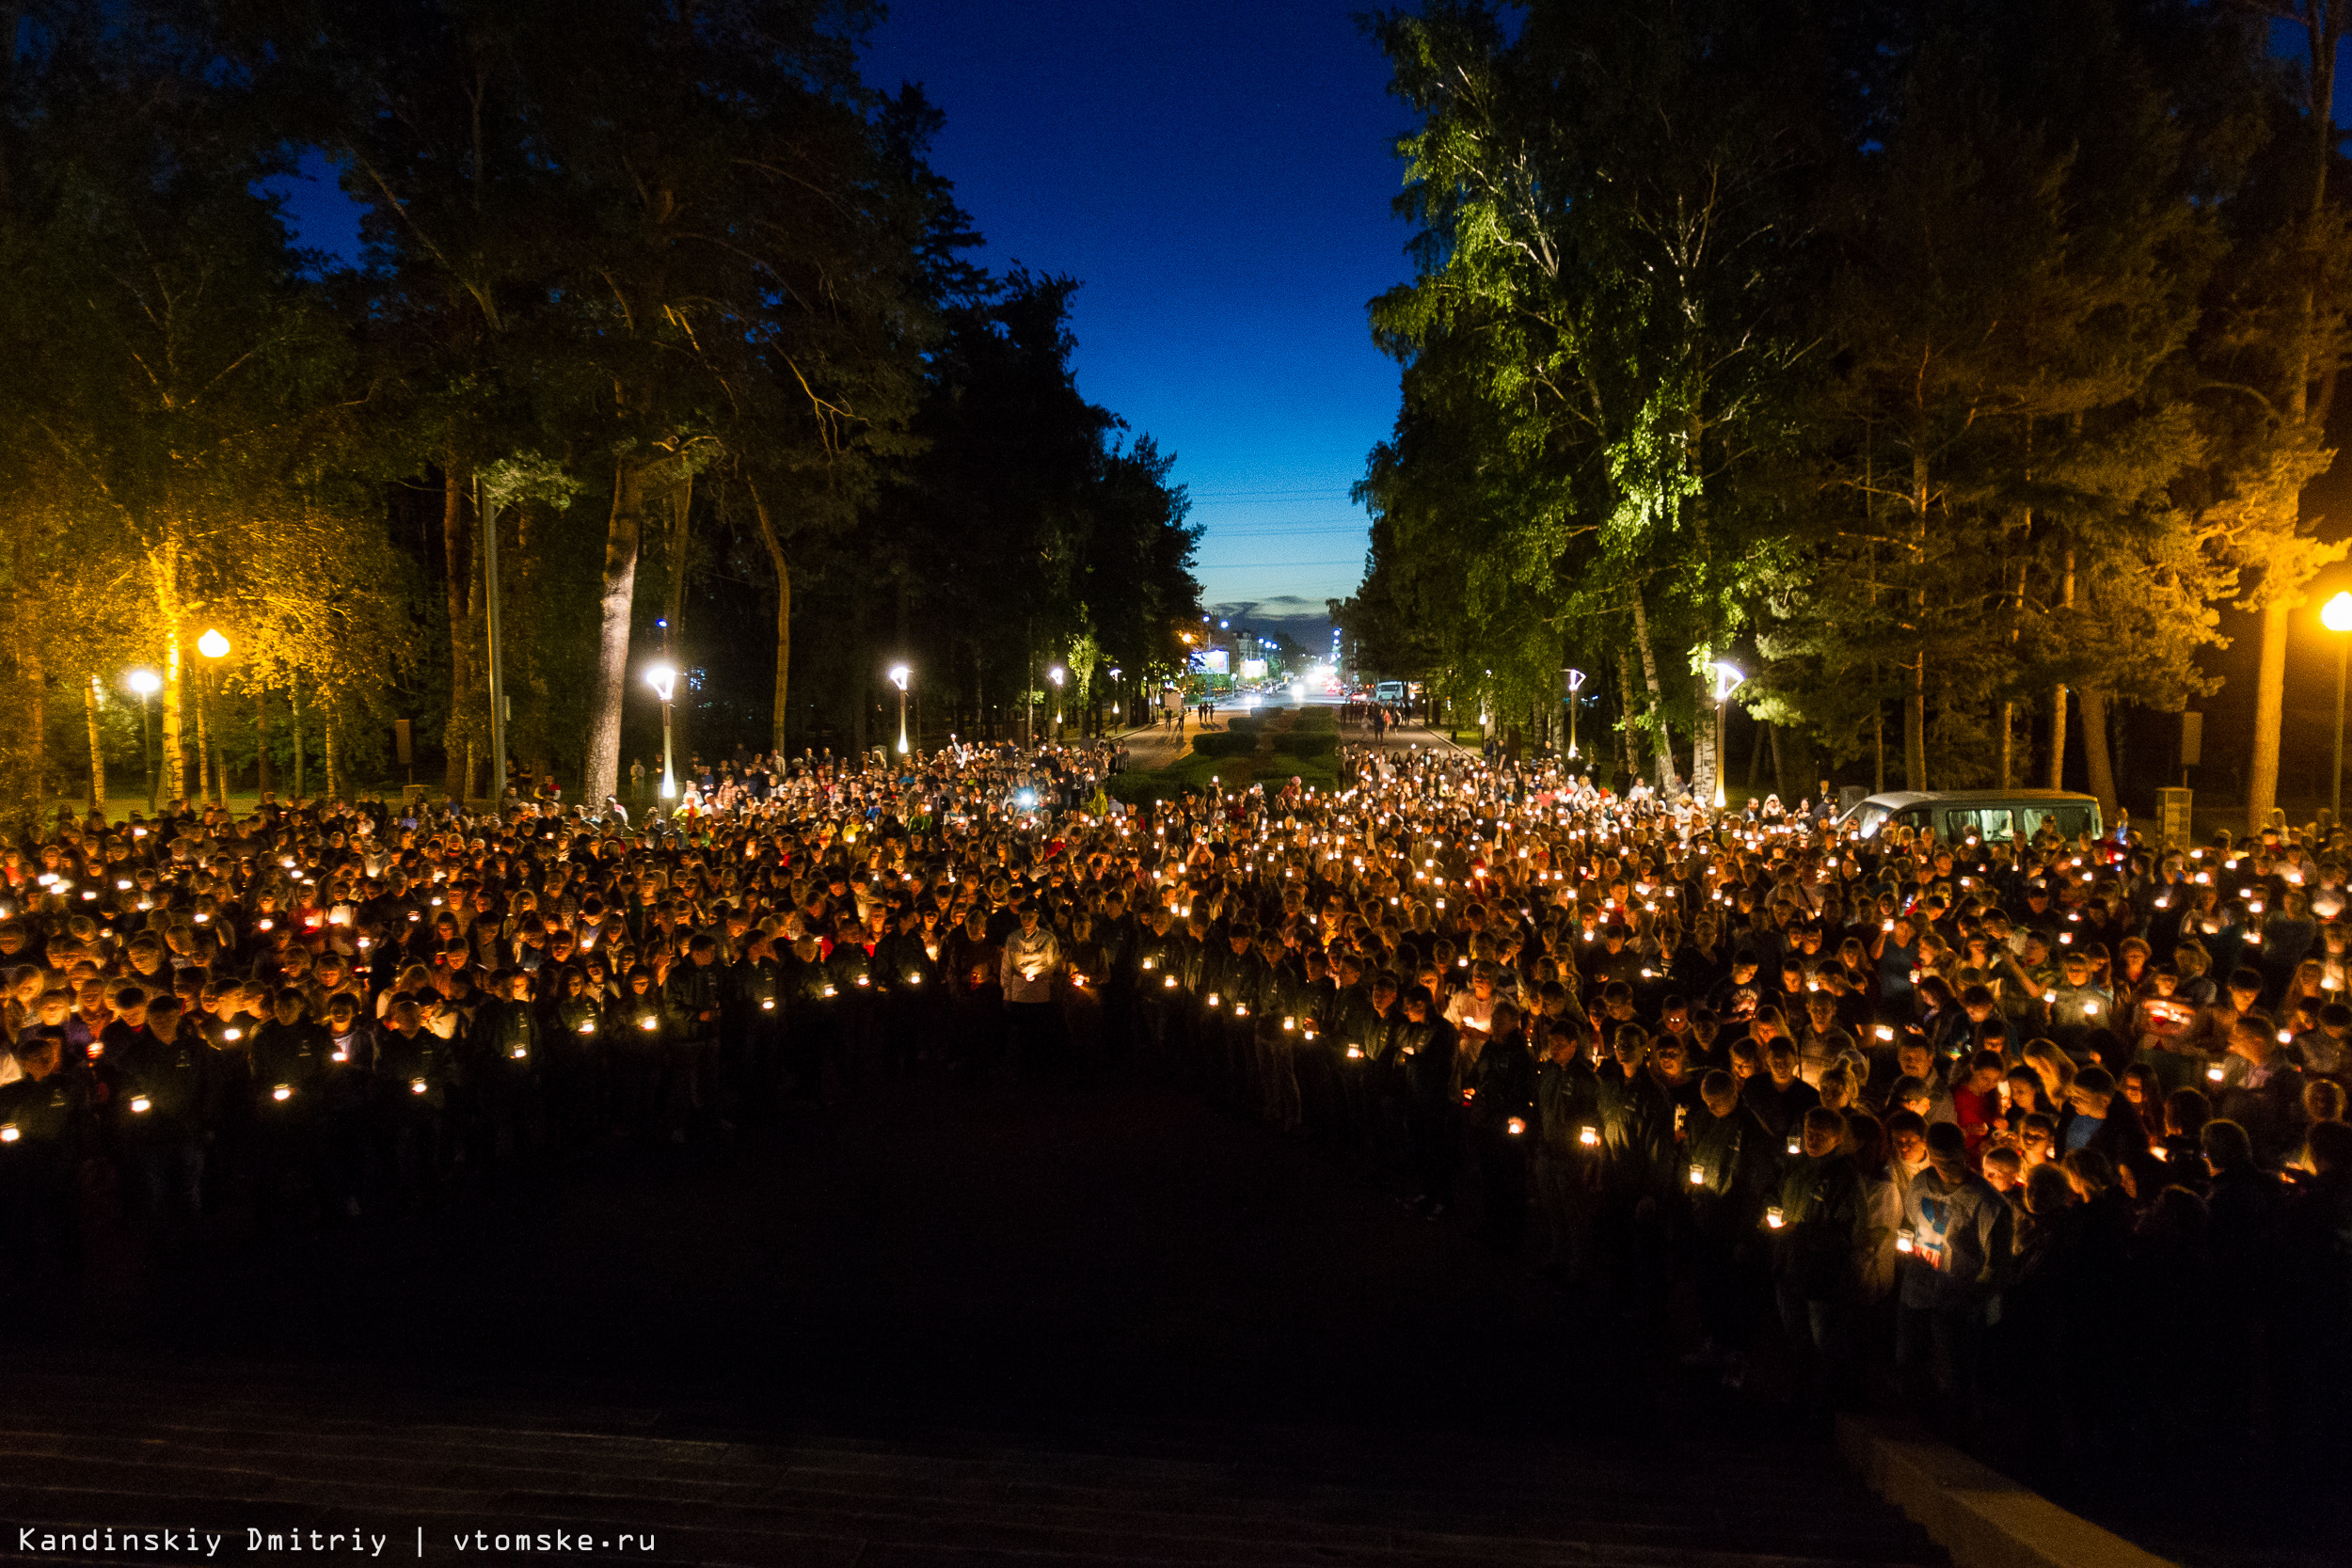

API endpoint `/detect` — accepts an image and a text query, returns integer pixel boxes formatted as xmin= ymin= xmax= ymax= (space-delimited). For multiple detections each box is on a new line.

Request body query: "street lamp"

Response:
xmin=125 ymin=669 xmax=161 ymax=814
xmin=888 ymin=663 xmax=911 ymax=755
xmin=197 ymin=629 xmax=230 ymax=806
xmin=2326 ymin=592 xmax=2352 ymax=820
xmin=1563 ymin=668 xmax=1586 ymax=761
xmin=644 ymin=662 xmax=677 ymax=810
xmin=1708 ymin=661 xmax=1743 ymax=810
xmin=1049 ymin=665 xmax=1066 ymax=738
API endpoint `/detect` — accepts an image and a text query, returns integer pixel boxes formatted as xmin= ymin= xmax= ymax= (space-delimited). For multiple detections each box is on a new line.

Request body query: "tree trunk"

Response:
xmin=193 ymin=671 xmax=213 ymax=807
xmin=1906 ymin=656 xmax=1927 ymax=792
xmin=2047 ymin=686 xmax=2070 ymax=791
xmin=442 ymin=460 xmax=475 ymax=799
xmin=255 ymin=688 xmax=271 ymax=797
xmin=583 ymin=453 xmax=652 ymax=802
xmin=325 ymin=704 xmax=342 ymax=801
xmin=748 ymin=480 xmax=791 ymax=761
xmin=2245 ymin=2 xmax=2346 ymax=833
xmin=1749 ymin=719 xmax=1770 ymax=791
xmin=84 ymin=676 xmax=104 ymax=809
xmin=661 ymin=475 xmax=691 ymax=767
xmin=290 ymin=678 xmax=305 ymax=800
xmin=22 ymin=644 xmax=42 ymax=811
xmin=2080 ymin=688 xmax=2119 ymax=823
xmin=1872 ymin=663 xmax=1885 ymax=794
xmin=1905 ymin=451 xmax=1929 ymax=791
xmin=2048 ymin=543 xmax=2074 ymax=791
xmin=162 ymin=635 xmax=184 ymax=803
xmin=2248 ymin=597 xmax=2289 ymax=833
xmin=1629 ymin=592 xmax=1677 ymax=793
xmin=1691 ymin=661 xmax=1718 ymax=803
xmin=1998 ymin=553 xmax=2026 ymax=789
xmin=209 ymin=678 xmax=228 ymax=807
xmin=852 ymin=582 xmax=870 ymax=761
xmin=1616 ymin=647 xmax=1645 ymax=785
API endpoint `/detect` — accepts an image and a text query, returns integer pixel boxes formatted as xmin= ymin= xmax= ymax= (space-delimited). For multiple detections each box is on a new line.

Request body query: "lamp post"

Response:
xmin=125 ymin=669 xmax=161 ymax=814
xmin=2326 ymin=593 xmax=2352 ymax=821
xmin=1563 ymin=668 xmax=1586 ymax=761
xmin=889 ymin=663 xmax=911 ymax=756
xmin=644 ymin=662 xmax=677 ymax=813
xmin=1708 ymin=661 xmax=1743 ymax=810
xmin=1049 ymin=665 xmax=1066 ymax=740
xmin=197 ymin=628 xmax=230 ymax=807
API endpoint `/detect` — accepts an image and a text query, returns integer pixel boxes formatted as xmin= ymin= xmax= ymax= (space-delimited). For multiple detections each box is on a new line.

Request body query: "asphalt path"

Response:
xmin=58 ymin=1076 xmax=1594 ymax=1442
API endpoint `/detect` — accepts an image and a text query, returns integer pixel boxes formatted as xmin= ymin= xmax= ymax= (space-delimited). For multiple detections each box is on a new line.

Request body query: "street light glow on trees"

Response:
xmin=644 ymin=662 xmax=678 ymax=803
xmin=125 ymin=669 xmax=161 ymax=813
xmin=1708 ymin=661 xmax=1743 ymax=811
xmin=2326 ymin=594 xmax=2352 ymax=821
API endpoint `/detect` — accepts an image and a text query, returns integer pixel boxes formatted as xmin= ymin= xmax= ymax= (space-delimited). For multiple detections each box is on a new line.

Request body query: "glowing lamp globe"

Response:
xmin=2326 ymin=592 xmax=2352 ymax=634
xmin=197 ymin=629 xmax=230 ymax=659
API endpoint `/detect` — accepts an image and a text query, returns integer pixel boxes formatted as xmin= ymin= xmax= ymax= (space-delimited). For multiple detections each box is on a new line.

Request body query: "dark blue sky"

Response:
xmin=864 ymin=0 xmax=1409 ymax=641
xmin=264 ymin=1 xmax=1411 ymax=645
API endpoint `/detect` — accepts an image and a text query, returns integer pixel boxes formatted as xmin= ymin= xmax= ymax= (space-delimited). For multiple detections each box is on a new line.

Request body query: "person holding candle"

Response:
xmin=1683 ymin=1069 xmax=1776 ymax=1382
xmin=1894 ymin=1120 xmax=2011 ymax=1431
xmin=1770 ymin=1106 xmax=1867 ymax=1418
xmin=2212 ymin=1013 xmax=2309 ymax=1169
xmin=108 ymin=991 xmax=214 ymax=1233
xmin=246 ymin=986 xmax=330 ymax=1232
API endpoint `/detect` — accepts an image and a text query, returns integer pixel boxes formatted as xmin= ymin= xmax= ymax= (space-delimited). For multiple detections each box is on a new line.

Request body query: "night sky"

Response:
xmin=863 ymin=0 xmax=1407 ymax=646
xmin=268 ymin=0 xmax=1404 ymax=654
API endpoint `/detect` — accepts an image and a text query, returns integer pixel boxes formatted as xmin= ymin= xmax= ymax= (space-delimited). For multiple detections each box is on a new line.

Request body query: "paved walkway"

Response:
xmin=1114 ymin=713 xmax=1200 ymax=771
xmin=1116 ymin=700 xmax=1473 ymax=779
xmin=5 ymin=1077 xmax=1947 ymax=1566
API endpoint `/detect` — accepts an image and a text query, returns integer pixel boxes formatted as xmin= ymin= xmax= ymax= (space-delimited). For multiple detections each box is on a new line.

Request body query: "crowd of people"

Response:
xmin=2 ymin=719 xmax=2348 ymax=1487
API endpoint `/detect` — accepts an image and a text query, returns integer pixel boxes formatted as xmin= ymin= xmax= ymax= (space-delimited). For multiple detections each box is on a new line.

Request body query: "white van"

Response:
xmin=1836 ymin=789 xmax=2104 ymax=843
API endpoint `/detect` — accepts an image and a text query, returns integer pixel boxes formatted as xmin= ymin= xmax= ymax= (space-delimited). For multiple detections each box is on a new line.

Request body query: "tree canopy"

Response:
xmin=0 ymin=0 xmax=1200 ymax=816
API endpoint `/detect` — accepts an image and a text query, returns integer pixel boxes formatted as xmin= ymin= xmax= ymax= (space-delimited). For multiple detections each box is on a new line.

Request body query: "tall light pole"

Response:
xmin=889 ymin=663 xmax=911 ymax=756
xmin=644 ymin=662 xmax=677 ymax=814
xmin=1708 ymin=661 xmax=1743 ymax=810
xmin=126 ymin=669 xmax=161 ymax=814
xmin=197 ymin=628 xmax=230 ymax=807
xmin=1049 ymin=665 xmax=1066 ymax=741
xmin=1563 ymin=668 xmax=1586 ymax=761
xmin=479 ymin=476 xmax=509 ymax=808
xmin=2326 ymin=593 xmax=2352 ymax=821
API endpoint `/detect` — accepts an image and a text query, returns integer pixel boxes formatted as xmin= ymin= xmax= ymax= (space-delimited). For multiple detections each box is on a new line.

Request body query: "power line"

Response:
xmin=1185 ymin=486 xmax=1352 ymax=499
xmin=1195 ymin=524 xmax=1367 ymax=538
xmin=1195 ymin=558 xmax=1365 ymax=569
